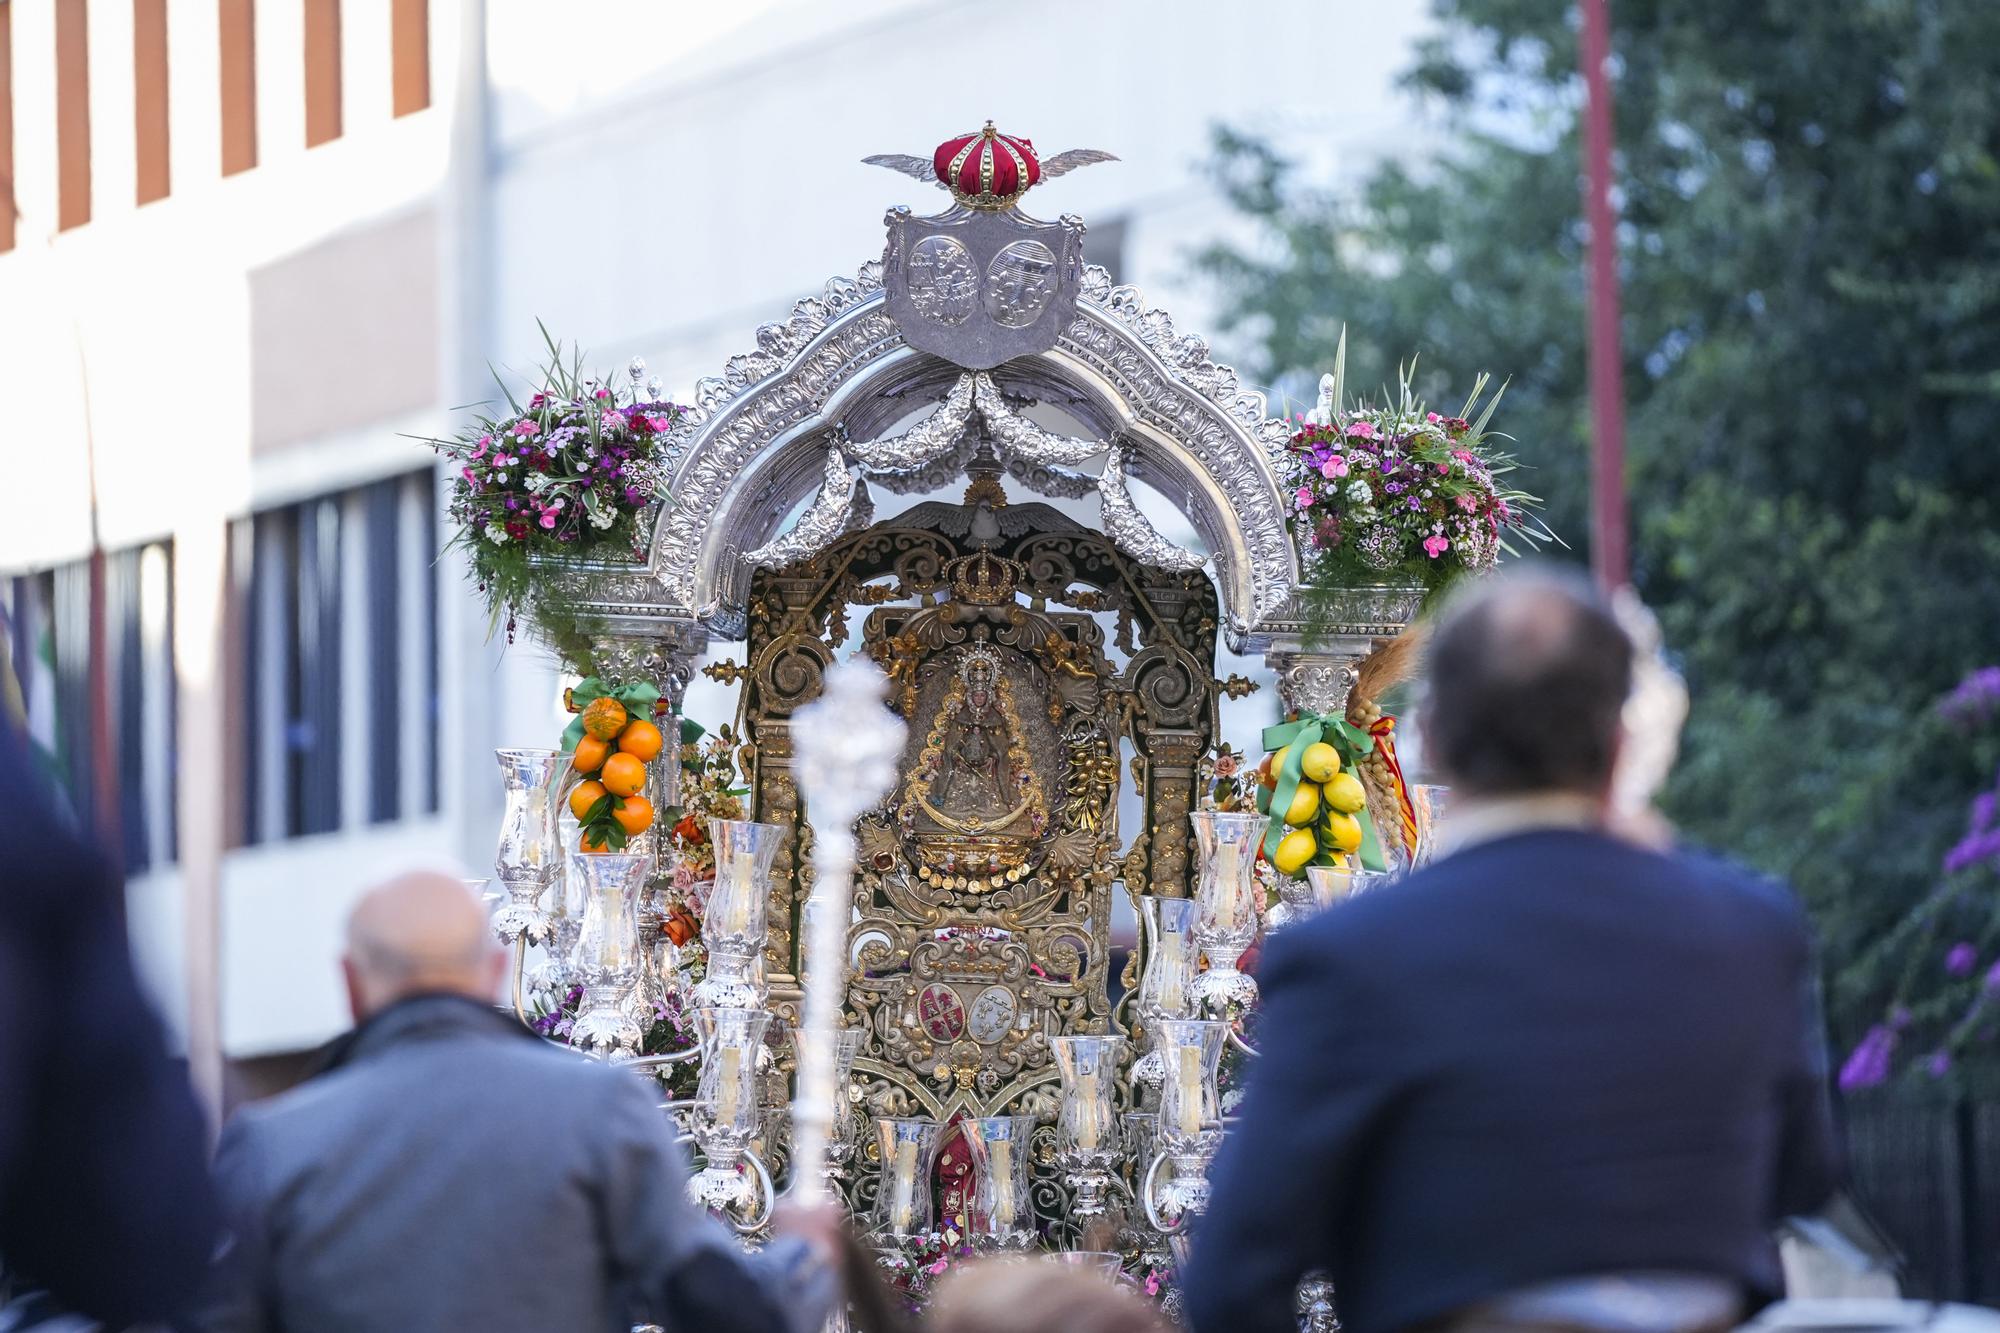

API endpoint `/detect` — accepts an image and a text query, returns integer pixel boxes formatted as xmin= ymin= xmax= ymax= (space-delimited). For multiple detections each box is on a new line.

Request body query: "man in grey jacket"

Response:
xmin=198 ymin=872 xmax=832 ymax=1332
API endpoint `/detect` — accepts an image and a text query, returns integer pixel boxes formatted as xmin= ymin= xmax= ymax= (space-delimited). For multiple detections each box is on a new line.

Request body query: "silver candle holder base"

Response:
xmin=1060 ymin=1146 xmax=1125 ymax=1218
xmin=1143 ymin=1132 xmax=1223 ymax=1233
xmin=569 ymin=983 xmax=642 ymax=1058
xmin=690 ymin=948 xmax=762 ymax=1010
xmin=1189 ymin=945 xmax=1258 ymax=1014
xmin=689 ymin=1146 xmax=754 ymax=1213
xmin=1298 ymin=1273 xmax=1341 ymax=1332
xmin=490 ymin=876 xmax=553 ymax=946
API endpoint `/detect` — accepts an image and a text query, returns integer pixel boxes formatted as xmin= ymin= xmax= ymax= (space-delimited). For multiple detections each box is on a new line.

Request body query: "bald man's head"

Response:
xmin=1421 ymin=566 xmax=1634 ymax=799
xmin=342 ymin=872 xmax=505 ymax=1022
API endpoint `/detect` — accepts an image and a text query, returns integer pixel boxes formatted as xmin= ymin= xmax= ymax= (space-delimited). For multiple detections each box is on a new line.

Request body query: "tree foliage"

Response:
xmin=1198 ymin=0 xmax=2000 ymax=1046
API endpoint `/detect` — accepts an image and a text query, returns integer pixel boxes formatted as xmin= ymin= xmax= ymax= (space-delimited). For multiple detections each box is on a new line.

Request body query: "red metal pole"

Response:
xmin=1579 ymin=0 xmax=1629 ymax=593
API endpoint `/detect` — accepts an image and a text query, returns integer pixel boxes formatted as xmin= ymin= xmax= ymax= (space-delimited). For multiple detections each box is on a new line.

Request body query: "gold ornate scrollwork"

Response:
xmin=741 ymin=497 xmax=1222 ymax=1125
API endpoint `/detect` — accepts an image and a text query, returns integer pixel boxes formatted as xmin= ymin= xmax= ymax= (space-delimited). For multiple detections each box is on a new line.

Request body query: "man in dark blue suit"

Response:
xmin=0 ymin=724 xmax=220 ymax=1325
xmin=1186 ymin=569 xmax=1839 ymax=1333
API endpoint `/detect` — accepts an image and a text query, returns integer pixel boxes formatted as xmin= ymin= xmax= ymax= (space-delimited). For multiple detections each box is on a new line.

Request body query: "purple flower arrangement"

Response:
xmin=1838 ymin=666 xmax=2000 ymax=1091
xmin=1278 ymin=351 xmax=1552 ymax=599
xmin=426 ymin=331 xmax=681 ymax=663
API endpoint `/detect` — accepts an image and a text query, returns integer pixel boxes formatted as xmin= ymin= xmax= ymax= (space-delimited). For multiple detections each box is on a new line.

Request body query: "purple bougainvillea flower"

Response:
xmin=1939 ymin=666 xmax=2000 ymax=729
xmin=1838 ymin=1023 xmax=1896 ymax=1091
xmin=1927 ymin=1050 xmax=1952 ymax=1079
xmin=1946 ymin=942 xmax=1979 ymax=976
xmin=1945 ymin=827 xmax=2000 ymax=874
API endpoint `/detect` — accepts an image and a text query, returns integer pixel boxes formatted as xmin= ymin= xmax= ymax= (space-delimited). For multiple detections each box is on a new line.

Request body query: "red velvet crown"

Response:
xmin=933 ymin=122 xmax=1043 ymax=210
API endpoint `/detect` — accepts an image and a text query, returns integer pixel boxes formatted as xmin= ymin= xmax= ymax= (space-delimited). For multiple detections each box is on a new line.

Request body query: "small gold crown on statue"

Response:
xmin=958 ymin=642 xmax=1004 ymax=680
xmin=865 ymin=121 xmax=1118 ymax=211
xmin=949 ymin=550 xmax=1022 ymax=605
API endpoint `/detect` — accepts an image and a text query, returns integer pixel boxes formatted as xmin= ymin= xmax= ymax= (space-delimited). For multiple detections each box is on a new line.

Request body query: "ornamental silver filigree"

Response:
xmin=645 ymin=249 xmax=1303 ymax=639
xmin=741 ymin=444 xmax=867 ymax=570
xmin=844 ymin=371 xmax=976 ymax=472
xmin=973 ymin=373 xmax=1109 ymax=467
xmin=1098 ymin=445 xmax=1205 ymax=573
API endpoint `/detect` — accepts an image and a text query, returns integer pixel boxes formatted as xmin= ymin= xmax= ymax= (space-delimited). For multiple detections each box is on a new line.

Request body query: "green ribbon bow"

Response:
xmin=1260 ymin=712 xmax=1388 ymax=873
xmin=559 ymin=677 xmax=664 ymax=753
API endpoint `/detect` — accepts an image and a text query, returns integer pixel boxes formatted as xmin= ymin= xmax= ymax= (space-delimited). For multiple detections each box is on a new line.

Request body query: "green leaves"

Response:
xmin=575 ymin=790 xmax=643 ymax=853
xmin=1201 ymin=0 xmax=2000 ymax=1053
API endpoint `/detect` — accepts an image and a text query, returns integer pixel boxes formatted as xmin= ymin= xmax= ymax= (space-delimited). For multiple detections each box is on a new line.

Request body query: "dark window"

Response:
xmin=6 ymin=546 xmax=175 ymax=862
xmin=293 ymin=497 xmax=342 ymax=834
xmin=420 ymin=469 xmax=439 ymax=814
xmin=134 ymin=0 xmax=170 ymax=204
xmin=111 ymin=549 xmax=146 ymax=871
xmin=50 ymin=564 xmax=94 ymax=825
xmin=365 ymin=478 xmax=400 ymax=822
xmin=234 ymin=514 xmax=261 ymax=844
xmin=241 ymin=470 xmax=437 ymax=844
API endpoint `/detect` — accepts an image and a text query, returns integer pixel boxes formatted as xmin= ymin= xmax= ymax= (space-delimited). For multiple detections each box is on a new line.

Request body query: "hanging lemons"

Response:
xmin=1273 ymin=828 xmax=1318 ymax=875
xmin=1299 ymin=742 xmax=1341 ymax=783
xmin=1323 ymin=771 xmax=1368 ymax=815
xmin=1282 ymin=782 xmax=1321 ymax=827
xmin=1322 ymin=810 xmax=1364 ymax=854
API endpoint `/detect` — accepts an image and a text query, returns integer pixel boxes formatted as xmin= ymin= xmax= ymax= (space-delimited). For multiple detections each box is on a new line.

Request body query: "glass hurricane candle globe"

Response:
xmin=872 ymin=1117 xmax=944 ymax=1240
xmin=491 ymin=749 xmax=563 ymax=944
xmin=694 ymin=819 xmax=785 ymax=1009
xmin=961 ymin=1115 xmax=1038 ymax=1247
xmin=687 ymin=1006 xmax=772 ymax=1216
xmin=1187 ymin=811 xmax=1267 ymax=1014
xmin=566 ymin=852 xmax=652 ymax=1057
xmin=1133 ymin=895 xmax=1198 ymax=1087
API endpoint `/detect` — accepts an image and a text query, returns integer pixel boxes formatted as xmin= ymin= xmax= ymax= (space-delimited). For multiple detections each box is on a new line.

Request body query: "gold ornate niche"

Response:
xmin=736 ymin=487 xmax=1224 ymax=1128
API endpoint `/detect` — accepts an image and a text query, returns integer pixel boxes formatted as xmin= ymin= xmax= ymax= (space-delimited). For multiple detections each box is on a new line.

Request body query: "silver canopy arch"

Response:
xmin=645 ymin=259 xmax=1301 ymax=648
xmin=547 ymin=209 xmax=1423 ymax=734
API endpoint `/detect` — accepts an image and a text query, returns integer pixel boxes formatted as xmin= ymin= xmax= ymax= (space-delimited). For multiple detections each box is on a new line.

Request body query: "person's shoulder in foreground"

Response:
xmin=0 ymin=725 xmax=220 ymax=1327
xmin=197 ymin=871 xmax=831 ymax=1333
xmin=1185 ymin=565 xmax=1840 ymax=1333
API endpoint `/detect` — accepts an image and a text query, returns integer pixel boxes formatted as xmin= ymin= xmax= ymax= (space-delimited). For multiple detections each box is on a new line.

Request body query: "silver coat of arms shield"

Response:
xmin=883 ymin=206 xmax=1086 ymax=370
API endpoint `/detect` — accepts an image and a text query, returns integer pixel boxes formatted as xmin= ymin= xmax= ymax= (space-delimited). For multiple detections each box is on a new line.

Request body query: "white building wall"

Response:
xmin=1 ymin=0 xmax=1428 ymax=1066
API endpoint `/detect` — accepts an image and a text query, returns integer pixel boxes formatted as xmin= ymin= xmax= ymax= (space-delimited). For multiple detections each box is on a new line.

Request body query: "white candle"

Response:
xmin=526 ymin=788 xmax=546 ymax=867
xmin=600 ymin=893 xmax=624 ymax=970
xmin=715 ymin=1047 xmax=744 ymax=1129
xmin=1073 ymin=1070 xmax=1104 ymax=1151
xmin=1176 ymin=1045 xmax=1203 ymax=1138
xmin=1214 ymin=841 xmax=1243 ymax=926
xmin=1159 ymin=948 xmax=1189 ymax=1014
xmin=724 ymin=853 xmax=755 ymax=933
xmin=890 ymin=1138 xmax=918 ymax=1232
xmin=991 ymin=1139 xmax=1015 ymax=1226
